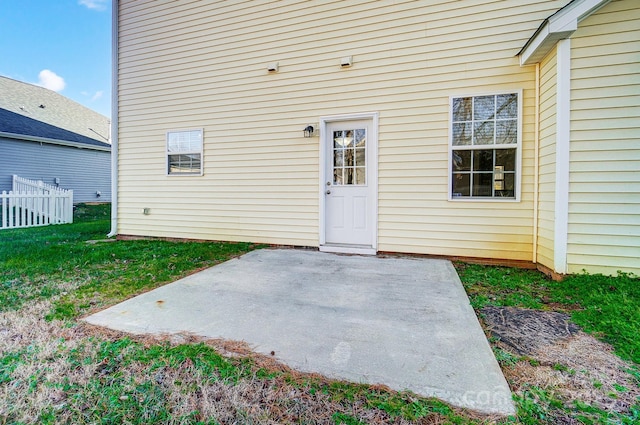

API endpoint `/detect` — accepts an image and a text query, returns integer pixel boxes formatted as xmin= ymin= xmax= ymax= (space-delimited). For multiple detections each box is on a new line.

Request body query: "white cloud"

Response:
xmin=37 ymin=69 xmax=66 ymax=92
xmin=91 ymin=91 xmax=104 ymax=101
xmin=79 ymin=0 xmax=109 ymax=11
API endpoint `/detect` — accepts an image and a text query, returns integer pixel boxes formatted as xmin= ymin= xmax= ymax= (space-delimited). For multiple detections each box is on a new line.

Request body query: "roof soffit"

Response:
xmin=519 ymin=0 xmax=611 ymax=65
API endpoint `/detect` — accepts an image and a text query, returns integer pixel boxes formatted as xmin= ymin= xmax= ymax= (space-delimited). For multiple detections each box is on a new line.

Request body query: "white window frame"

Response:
xmin=166 ymin=128 xmax=204 ymax=176
xmin=448 ymin=90 xmax=522 ymax=202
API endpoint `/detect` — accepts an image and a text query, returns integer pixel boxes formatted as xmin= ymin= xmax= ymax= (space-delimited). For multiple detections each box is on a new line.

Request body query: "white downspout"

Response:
xmin=107 ymin=0 xmax=119 ymax=238
xmin=532 ymin=63 xmax=540 ymax=264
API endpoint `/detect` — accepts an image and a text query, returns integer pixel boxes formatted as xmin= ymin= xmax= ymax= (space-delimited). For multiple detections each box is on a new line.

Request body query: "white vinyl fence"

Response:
xmin=1 ymin=175 xmax=73 ymax=229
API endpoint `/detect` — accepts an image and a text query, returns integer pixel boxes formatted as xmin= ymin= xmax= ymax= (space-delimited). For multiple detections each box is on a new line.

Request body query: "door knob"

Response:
xmin=326 ymin=190 xmax=331 ymax=195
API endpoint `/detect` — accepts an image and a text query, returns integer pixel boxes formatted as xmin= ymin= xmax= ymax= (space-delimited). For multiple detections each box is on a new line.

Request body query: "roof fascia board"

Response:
xmin=0 ymin=131 xmax=111 ymax=152
xmin=519 ymin=0 xmax=610 ymax=65
xmin=519 ymin=24 xmax=573 ymax=66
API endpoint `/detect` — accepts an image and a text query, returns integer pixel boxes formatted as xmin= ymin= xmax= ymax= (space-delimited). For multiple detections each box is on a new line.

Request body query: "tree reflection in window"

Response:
xmin=333 ymin=128 xmax=366 ymax=185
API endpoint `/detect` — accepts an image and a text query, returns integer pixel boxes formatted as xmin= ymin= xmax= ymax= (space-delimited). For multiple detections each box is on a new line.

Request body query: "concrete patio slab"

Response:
xmin=84 ymin=249 xmax=515 ymax=415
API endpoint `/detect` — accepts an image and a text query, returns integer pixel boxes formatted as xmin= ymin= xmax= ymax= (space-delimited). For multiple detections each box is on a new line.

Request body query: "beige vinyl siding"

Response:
xmin=117 ymin=0 xmax=568 ymax=259
xmin=567 ymin=0 xmax=640 ymax=275
xmin=536 ymin=47 xmax=558 ymax=271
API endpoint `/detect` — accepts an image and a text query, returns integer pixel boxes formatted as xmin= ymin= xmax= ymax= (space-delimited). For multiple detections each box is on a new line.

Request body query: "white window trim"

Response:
xmin=447 ymin=89 xmax=523 ymax=202
xmin=166 ymin=128 xmax=204 ymax=176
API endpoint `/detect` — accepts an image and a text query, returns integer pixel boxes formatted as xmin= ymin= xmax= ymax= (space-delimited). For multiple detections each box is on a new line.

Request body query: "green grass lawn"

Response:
xmin=0 ymin=204 xmax=255 ymax=319
xmin=0 ymin=204 xmax=638 ymax=424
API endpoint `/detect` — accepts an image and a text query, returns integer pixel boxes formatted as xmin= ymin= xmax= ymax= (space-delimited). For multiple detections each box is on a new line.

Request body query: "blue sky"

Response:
xmin=0 ymin=0 xmax=112 ymax=118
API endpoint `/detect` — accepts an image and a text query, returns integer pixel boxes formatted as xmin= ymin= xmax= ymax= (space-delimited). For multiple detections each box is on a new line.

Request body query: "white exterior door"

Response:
xmin=321 ymin=117 xmax=377 ymax=254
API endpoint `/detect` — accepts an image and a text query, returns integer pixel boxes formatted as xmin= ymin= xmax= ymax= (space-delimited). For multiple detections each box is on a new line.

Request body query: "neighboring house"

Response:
xmin=112 ymin=0 xmax=639 ymax=277
xmin=0 ymin=76 xmax=111 ymax=203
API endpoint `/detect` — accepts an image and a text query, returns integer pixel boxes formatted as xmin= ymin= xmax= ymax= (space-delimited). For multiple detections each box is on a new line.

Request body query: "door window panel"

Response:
xmin=333 ymin=128 xmax=366 ymax=185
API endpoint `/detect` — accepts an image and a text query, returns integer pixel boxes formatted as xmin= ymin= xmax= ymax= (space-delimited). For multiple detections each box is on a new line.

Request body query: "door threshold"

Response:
xmin=319 ymin=244 xmax=376 ymax=255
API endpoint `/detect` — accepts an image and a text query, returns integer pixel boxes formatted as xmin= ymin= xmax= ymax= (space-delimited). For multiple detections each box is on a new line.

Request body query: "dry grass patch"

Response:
xmin=0 ymin=300 xmax=96 ymax=423
xmin=482 ymin=306 xmax=639 ymax=423
xmin=508 ymin=333 xmax=639 ymax=413
xmin=1 ymin=298 xmax=486 ymax=424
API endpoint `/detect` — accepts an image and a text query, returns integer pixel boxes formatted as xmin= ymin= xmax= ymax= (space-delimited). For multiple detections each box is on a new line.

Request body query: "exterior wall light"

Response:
xmin=303 ymin=125 xmax=315 ymax=138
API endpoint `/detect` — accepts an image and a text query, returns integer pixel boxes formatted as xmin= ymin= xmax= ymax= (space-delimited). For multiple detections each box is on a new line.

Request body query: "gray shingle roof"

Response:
xmin=0 ymin=108 xmax=110 ymax=148
xmin=0 ymin=76 xmax=110 ymax=148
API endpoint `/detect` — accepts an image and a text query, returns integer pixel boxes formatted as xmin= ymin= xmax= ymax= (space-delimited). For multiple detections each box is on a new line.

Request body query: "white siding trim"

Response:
xmin=554 ymin=38 xmax=571 ymax=274
xmin=319 ymin=112 xmax=379 ymax=251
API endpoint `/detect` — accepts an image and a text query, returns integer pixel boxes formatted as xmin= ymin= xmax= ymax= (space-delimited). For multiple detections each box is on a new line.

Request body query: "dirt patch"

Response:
xmin=482 ymin=306 xmax=639 ymax=414
xmin=481 ymin=306 xmax=580 ymax=356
